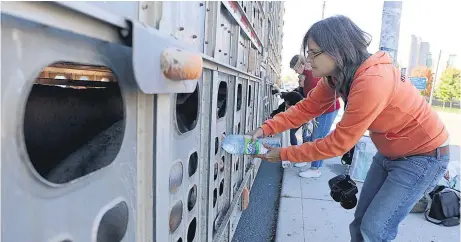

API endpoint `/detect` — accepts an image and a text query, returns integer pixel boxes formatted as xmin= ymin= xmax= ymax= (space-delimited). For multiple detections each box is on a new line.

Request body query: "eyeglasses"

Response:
xmin=306 ymin=50 xmax=324 ymax=60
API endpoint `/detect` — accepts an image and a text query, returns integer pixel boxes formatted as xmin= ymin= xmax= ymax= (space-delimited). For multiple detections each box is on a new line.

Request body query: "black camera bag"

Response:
xmin=425 ymin=185 xmax=460 ymax=227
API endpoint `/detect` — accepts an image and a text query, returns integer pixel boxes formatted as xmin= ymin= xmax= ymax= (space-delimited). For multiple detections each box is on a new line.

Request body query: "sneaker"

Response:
xmin=299 ymin=169 xmax=321 ymax=178
xmin=294 ymin=162 xmax=308 ymax=168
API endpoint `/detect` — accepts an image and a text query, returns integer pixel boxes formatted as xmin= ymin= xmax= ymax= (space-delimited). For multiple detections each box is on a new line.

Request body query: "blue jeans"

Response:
xmin=350 ymin=152 xmax=449 ymax=242
xmin=310 ymin=110 xmax=338 ymax=168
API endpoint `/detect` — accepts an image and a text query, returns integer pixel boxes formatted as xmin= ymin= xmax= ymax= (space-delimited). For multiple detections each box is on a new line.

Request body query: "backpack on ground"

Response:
xmin=425 ymin=185 xmax=460 ymax=227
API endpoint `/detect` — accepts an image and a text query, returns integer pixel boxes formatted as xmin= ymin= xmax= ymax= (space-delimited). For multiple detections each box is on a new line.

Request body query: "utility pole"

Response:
xmin=429 ymin=49 xmax=442 ymax=105
xmin=321 ymin=1 xmax=326 ymax=19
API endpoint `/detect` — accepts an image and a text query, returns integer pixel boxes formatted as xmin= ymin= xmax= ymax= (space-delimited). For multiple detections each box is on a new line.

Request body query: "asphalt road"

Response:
xmin=232 ymin=161 xmax=283 ymax=242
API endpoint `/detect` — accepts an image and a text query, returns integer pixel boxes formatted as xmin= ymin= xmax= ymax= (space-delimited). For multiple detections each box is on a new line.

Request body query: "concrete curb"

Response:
xmin=274 ymin=168 xmax=288 ymax=242
xmin=274 ymin=167 xmax=305 ymax=242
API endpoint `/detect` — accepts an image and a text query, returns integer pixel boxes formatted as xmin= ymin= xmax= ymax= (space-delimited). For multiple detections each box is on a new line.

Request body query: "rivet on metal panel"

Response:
xmin=205 ymin=41 xmax=209 ymax=44
xmin=142 ymin=4 xmax=148 ymax=9
xmin=160 ymin=48 xmax=203 ymax=81
xmin=218 ymin=49 xmax=222 ymax=52
xmin=224 ymin=53 xmax=227 ymax=56
xmin=179 ymin=27 xmax=185 ymax=31
xmin=227 ymin=30 xmax=231 ymax=33
xmin=221 ymin=24 xmax=224 ymax=27
xmin=207 ymin=8 xmax=210 ymax=11
xmin=199 ymin=2 xmax=204 ymax=7
xmin=192 ymin=35 xmax=197 ymax=39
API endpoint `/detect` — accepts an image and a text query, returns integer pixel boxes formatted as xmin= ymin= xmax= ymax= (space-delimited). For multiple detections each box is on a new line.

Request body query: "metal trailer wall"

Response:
xmin=1 ymin=1 xmax=284 ymax=242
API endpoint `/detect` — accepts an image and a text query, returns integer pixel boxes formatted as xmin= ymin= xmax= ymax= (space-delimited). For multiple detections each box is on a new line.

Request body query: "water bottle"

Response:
xmin=221 ymin=135 xmax=281 ymax=155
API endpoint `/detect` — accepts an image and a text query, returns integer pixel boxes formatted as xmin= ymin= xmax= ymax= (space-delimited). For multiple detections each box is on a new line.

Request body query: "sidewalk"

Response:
xmin=275 ymin=157 xmax=460 ymax=242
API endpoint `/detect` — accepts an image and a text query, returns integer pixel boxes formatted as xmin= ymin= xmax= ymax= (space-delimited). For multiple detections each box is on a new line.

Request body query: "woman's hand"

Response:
xmin=255 ymin=144 xmax=282 ymax=162
xmin=246 ymin=128 xmax=265 ymax=142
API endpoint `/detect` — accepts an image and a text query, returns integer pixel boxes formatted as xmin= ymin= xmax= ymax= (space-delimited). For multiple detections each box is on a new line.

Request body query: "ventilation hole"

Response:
xmin=219 ymin=179 xmax=224 ymax=196
xmin=25 ymin=62 xmax=124 ymax=184
xmin=237 ymin=123 xmax=241 ymax=134
xmin=176 ymin=85 xmax=199 ymax=133
xmin=236 ymin=158 xmax=239 ymax=171
xmin=214 ymin=162 xmax=218 ymax=180
xmin=188 ymin=185 xmax=197 ymax=211
xmin=217 ymin=81 xmax=227 ymax=118
xmin=169 ymin=200 xmax=183 ymax=233
xmin=219 ymin=157 xmax=225 ymax=173
xmin=177 ymin=238 xmax=183 ymax=242
xmin=213 ymin=188 xmax=217 ymax=208
xmin=236 ymin=84 xmax=242 ymax=111
xmin=187 ymin=218 xmax=197 ymax=242
xmin=188 ymin=152 xmax=198 ymax=177
xmin=96 ymin=201 xmax=129 ymax=242
xmin=248 ymin=85 xmax=252 ymax=107
xmin=213 ymin=214 xmax=220 ymax=232
xmin=169 ymin=161 xmax=183 ymax=193
xmin=215 ymin=137 xmax=219 ymax=155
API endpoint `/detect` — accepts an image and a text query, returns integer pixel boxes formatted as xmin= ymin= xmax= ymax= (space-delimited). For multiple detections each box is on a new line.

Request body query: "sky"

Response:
xmin=281 ymin=0 xmax=461 ymax=79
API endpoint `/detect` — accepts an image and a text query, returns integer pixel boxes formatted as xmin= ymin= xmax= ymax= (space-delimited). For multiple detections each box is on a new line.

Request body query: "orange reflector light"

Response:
xmin=161 ymin=48 xmax=203 ymax=81
xmin=241 ymin=187 xmax=250 ymax=210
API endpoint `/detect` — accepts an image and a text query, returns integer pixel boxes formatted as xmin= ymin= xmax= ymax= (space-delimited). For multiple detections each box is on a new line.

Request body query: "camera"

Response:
xmin=328 ymin=174 xmax=358 ymax=209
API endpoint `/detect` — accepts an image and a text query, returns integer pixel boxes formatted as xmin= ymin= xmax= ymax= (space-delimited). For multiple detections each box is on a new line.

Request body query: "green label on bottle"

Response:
xmin=244 ymin=137 xmax=259 ymax=155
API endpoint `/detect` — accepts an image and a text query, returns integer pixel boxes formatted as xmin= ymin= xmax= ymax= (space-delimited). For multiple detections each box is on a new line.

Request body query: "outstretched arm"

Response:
xmin=270 ymin=103 xmax=286 ymax=118
xmin=261 ymin=78 xmax=337 ymax=136
xmin=279 ymin=75 xmax=393 ymax=162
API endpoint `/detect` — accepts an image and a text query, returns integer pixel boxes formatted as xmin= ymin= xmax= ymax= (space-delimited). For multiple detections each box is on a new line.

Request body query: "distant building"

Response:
xmin=407 ymin=35 xmax=432 ymax=75
xmin=418 ymin=42 xmax=430 ymax=67
xmin=447 ymin=54 xmax=457 ymax=68
xmin=379 ymin=1 xmax=402 ymax=66
xmin=407 ymin=35 xmax=421 ymax=75
xmin=426 ymin=52 xmax=433 ymax=69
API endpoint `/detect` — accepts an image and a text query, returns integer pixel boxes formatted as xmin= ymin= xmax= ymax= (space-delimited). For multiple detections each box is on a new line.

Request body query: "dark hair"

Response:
xmin=289 ymin=55 xmax=301 ymax=69
xmin=302 ymin=15 xmax=372 ymax=97
xmin=281 ymin=91 xmax=304 ymax=106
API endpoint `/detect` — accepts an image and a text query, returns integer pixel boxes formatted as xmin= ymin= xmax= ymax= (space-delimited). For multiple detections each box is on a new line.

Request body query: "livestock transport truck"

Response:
xmin=1 ymin=1 xmax=287 ymax=242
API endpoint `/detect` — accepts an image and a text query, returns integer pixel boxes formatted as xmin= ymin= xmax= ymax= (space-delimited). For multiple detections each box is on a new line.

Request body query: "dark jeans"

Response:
xmin=289 ymin=128 xmax=299 ymax=145
xmin=290 ymin=125 xmax=310 ymax=146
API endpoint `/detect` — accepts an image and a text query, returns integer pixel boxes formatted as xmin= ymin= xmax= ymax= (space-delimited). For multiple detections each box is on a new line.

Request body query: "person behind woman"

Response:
xmin=290 ymin=54 xmax=340 ymax=177
xmin=270 ymin=91 xmax=304 ymax=145
xmin=250 ymin=15 xmax=449 ymax=241
xmin=294 ymin=74 xmax=306 ymax=97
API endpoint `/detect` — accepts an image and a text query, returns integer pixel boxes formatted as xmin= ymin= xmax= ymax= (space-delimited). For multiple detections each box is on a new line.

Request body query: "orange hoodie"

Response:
xmin=261 ymin=52 xmax=448 ymax=162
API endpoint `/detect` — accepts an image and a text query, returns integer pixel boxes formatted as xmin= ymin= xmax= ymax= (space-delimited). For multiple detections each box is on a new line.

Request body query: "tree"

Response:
xmin=411 ymin=66 xmax=434 ymax=97
xmin=434 ymin=68 xmax=461 ymax=108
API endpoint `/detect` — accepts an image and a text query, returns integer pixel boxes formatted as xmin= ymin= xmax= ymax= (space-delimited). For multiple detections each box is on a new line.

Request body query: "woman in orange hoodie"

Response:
xmin=250 ymin=15 xmax=449 ymax=241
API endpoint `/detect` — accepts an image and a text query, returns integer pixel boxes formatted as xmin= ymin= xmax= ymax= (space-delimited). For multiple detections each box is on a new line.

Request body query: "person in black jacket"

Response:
xmin=293 ymin=74 xmax=306 ymax=97
xmin=270 ymin=91 xmax=304 ymax=145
